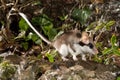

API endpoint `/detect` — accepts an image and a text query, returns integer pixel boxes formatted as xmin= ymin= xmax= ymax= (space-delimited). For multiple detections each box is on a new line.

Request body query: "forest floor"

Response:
xmin=0 ymin=0 xmax=120 ymax=80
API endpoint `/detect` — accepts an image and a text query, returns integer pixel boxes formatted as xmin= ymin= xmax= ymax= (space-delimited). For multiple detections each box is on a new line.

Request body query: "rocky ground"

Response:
xmin=0 ymin=54 xmax=119 ymax=80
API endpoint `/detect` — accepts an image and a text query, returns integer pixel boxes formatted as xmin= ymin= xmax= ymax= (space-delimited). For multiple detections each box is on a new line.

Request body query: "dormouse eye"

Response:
xmin=87 ymin=43 xmax=94 ymax=49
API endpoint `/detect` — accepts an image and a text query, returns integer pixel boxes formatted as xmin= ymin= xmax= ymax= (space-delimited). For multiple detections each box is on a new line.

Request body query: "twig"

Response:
xmin=0 ymin=0 xmax=6 ymax=9
xmin=19 ymin=1 xmax=33 ymax=11
xmin=0 ymin=3 xmax=14 ymax=8
xmin=13 ymin=0 xmax=18 ymax=8
xmin=95 ymin=31 xmax=103 ymax=44
xmin=7 ymin=8 xmax=18 ymax=20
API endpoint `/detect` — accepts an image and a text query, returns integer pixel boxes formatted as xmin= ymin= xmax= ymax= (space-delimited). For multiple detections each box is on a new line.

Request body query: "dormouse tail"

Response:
xmin=19 ymin=12 xmax=51 ymax=45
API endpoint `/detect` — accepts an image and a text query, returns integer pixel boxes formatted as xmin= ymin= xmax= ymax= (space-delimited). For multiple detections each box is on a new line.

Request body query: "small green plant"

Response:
xmin=16 ymin=14 xmax=57 ymax=50
xmin=71 ymin=7 xmax=91 ymax=25
xmin=86 ymin=20 xmax=115 ymax=32
xmin=32 ymin=14 xmax=57 ymax=40
xmin=117 ymin=77 xmax=120 ymax=80
xmin=102 ymin=34 xmax=120 ymax=56
xmin=94 ymin=35 xmax=120 ymax=64
xmin=45 ymin=50 xmax=57 ymax=63
xmin=93 ymin=55 xmax=103 ymax=63
xmin=19 ymin=18 xmax=29 ymax=31
xmin=101 ymin=34 xmax=120 ymax=64
xmin=0 ymin=61 xmax=16 ymax=80
xmin=16 ymin=18 xmax=41 ymax=50
xmin=59 ymin=15 xmax=68 ymax=21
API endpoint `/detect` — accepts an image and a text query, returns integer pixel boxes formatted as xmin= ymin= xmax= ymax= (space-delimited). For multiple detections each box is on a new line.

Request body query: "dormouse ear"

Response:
xmin=73 ymin=28 xmax=81 ymax=32
xmin=86 ymin=31 xmax=92 ymax=37
xmin=81 ymin=32 xmax=89 ymax=44
xmin=86 ymin=31 xmax=94 ymax=40
xmin=86 ymin=31 xmax=97 ymax=43
xmin=72 ymin=28 xmax=82 ymax=38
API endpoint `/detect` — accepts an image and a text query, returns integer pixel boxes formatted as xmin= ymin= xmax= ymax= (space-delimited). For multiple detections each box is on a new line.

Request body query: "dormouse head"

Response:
xmin=80 ymin=32 xmax=98 ymax=54
xmin=80 ymin=32 xmax=90 ymax=44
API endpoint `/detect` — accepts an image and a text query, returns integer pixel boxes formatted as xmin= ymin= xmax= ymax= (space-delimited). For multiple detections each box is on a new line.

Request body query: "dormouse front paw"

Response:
xmin=73 ymin=55 xmax=78 ymax=61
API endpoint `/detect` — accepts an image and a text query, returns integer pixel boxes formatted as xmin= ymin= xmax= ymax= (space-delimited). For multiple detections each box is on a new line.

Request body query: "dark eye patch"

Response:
xmin=78 ymin=41 xmax=94 ymax=49
xmin=87 ymin=43 xmax=94 ymax=49
xmin=78 ymin=41 xmax=85 ymax=46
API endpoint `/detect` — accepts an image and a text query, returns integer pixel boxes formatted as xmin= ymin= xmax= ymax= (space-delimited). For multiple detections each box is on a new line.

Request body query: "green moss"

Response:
xmin=0 ymin=60 xmax=17 ymax=80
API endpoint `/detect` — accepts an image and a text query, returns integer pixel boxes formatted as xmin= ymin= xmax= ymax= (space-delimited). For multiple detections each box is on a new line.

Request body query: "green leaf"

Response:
xmin=110 ymin=35 xmax=117 ymax=46
xmin=27 ymin=32 xmax=41 ymax=42
xmin=48 ymin=28 xmax=57 ymax=40
xmin=81 ymin=7 xmax=91 ymax=24
xmin=32 ymin=17 xmax=41 ymax=26
xmin=105 ymin=21 xmax=115 ymax=30
xmin=31 ymin=34 xmax=39 ymax=42
xmin=102 ymin=48 xmax=112 ymax=55
xmin=27 ymin=32 xmax=42 ymax=44
xmin=72 ymin=8 xmax=82 ymax=21
xmin=59 ymin=15 xmax=68 ymax=21
xmin=21 ymin=42 xmax=29 ymax=50
xmin=19 ymin=18 xmax=29 ymax=31
xmin=41 ymin=22 xmax=57 ymax=40
xmin=86 ymin=22 xmax=96 ymax=31
xmin=95 ymin=22 xmax=105 ymax=31
xmin=32 ymin=14 xmax=57 ymax=40
xmin=42 ymin=24 xmax=53 ymax=35
xmin=93 ymin=55 xmax=102 ymax=63
xmin=35 ymin=39 xmax=42 ymax=44
xmin=15 ymin=30 xmax=26 ymax=39
xmin=113 ymin=49 xmax=120 ymax=56
xmin=46 ymin=53 xmax=54 ymax=63
xmin=117 ymin=77 xmax=120 ymax=80
xmin=45 ymin=50 xmax=57 ymax=63
xmin=71 ymin=7 xmax=91 ymax=25
xmin=27 ymin=32 xmax=33 ymax=40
